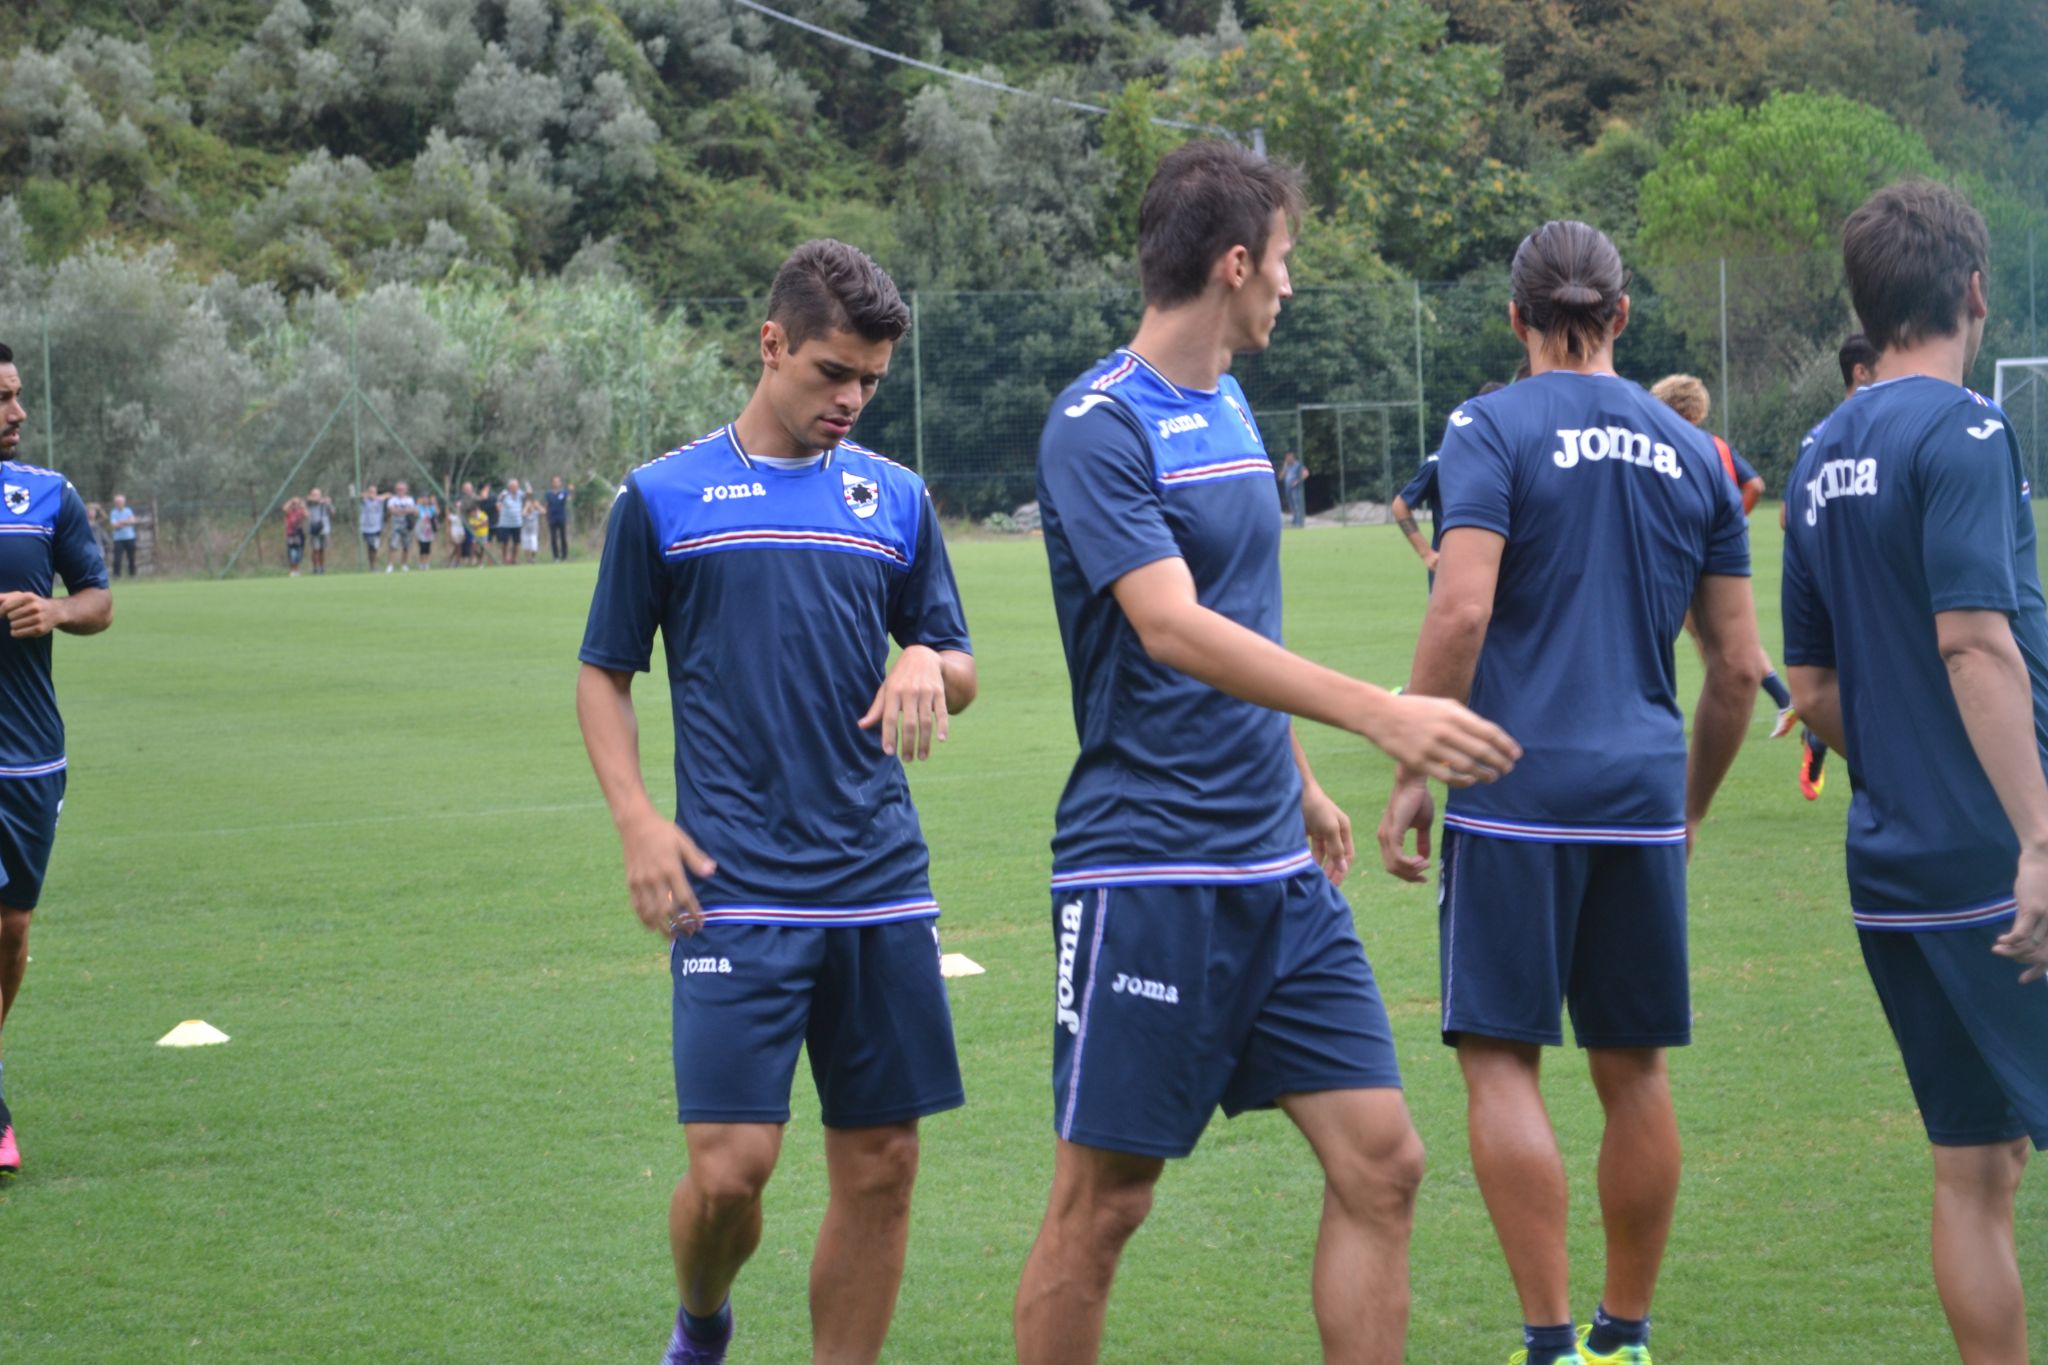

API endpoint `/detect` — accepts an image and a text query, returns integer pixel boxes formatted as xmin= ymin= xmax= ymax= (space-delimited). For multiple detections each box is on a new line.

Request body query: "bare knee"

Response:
xmin=828 ymin=1124 xmax=921 ymax=1214
xmin=685 ymin=1135 xmax=779 ymax=1216
xmin=1327 ymin=1127 xmax=1427 ymax=1227
xmin=1078 ymin=1179 xmax=1155 ymax=1251
xmin=0 ymin=909 xmax=28 ymax=952
xmin=1587 ymin=1048 xmax=1669 ymax=1111
xmin=1934 ymin=1138 xmax=2030 ymax=1204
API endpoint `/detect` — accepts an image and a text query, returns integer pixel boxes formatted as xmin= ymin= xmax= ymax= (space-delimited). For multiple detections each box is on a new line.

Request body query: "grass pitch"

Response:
xmin=2 ymin=518 xmax=2042 ymax=1362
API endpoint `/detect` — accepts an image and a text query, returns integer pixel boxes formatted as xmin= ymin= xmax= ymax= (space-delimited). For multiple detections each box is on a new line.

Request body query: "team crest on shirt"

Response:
xmin=841 ymin=471 xmax=880 ymax=520
xmin=3 ymin=484 xmax=27 ymax=515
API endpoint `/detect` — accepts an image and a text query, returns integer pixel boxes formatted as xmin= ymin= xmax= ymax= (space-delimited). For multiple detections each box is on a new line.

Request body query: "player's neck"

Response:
xmin=1873 ymin=333 xmax=1970 ymax=388
xmin=1524 ymin=343 xmax=1617 ymax=378
xmin=732 ymin=394 xmax=819 ymax=461
xmin=1126 ymin=304 xmax=1237 ymax=393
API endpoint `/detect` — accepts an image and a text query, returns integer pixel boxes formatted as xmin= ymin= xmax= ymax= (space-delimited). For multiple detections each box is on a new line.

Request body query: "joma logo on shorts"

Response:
xmin=680 ymin=956 xmax=732 ymax=975
xmin=702 ymin=482 xmax=767 ymax=502
xmin=1110 ymin=973 xmax=1178 ymax=1004
xmin=1056 ymin=898 xmax=1083 ymax=1035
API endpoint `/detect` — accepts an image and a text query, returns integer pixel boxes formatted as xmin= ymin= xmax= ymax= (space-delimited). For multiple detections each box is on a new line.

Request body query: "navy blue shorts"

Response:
xmin=1049 ymin=871 xmax=1402 ymax=1159
xmin=1438 ymin=829 xmax=1690 ymax=1049
xmin=0 ymin=771 xmax=65 ymax=911
xmin=1859 ymin=924 xmax=2048 ymax=1149
xmin=670 ymin=918 xmax=963 ymax=1129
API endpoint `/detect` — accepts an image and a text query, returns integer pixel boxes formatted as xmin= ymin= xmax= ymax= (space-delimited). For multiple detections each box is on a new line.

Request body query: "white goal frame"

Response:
xmin=1994 ymin=357 xmax=2048 ymax=409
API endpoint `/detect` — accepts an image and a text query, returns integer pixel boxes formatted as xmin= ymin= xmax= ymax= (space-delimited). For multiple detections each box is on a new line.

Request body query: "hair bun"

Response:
xmin=1550 ymin=282 xmax=1603 ymax=308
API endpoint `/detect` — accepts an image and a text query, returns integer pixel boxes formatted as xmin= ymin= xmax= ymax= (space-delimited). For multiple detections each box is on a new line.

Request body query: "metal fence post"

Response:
xmin=1412 ymin=280 xmax=1425 ymax=462
xmin=39 ymin=311 xmax=53 ymax=466
xmin=911 ymin=290 xmax=925 ymax=479
xmin=351 ymin=303 xmax=364 ymax=568
xmin=1717 ymin=257 xmax=1731 ymax=442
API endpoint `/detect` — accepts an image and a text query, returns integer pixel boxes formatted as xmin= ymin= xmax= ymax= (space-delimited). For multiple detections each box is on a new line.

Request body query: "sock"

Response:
xmin=680 ymin=1300 xmax=731 ymax=1344
xmin=1761 ymin=671 xmax=1792 ymax=708
xmin=1585 ymin=1304 xmax=1648 ymax=1354
xmin=1522 ymin=1321 xmax=1577 ymax=1365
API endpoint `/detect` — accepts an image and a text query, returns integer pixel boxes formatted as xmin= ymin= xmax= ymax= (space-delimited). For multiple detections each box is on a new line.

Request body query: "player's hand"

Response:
xmin=1993 ymin=846 xmax=2048 ymax=984
xmin=1376 ymin=773 xmax=1435 ymax=883
xmin=1423 ymin=549 xmax=1440 ymax=572
xmin=619 ymin=809 xmax=716 ymax=941
xmin=1301 ymin=783 xmax=1353 ymax=887
xmin=1362 ymin=692 xmax=1519 ymax=787
xmin=0 ymin=592 xmax=60 ymax=639
xmin=859 ymin=644 xmax=948 ymax=762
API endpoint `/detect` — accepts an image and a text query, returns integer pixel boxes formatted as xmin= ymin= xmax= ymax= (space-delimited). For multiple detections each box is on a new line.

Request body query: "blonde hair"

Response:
xmin=1650 ymin=373 xmax=1710 ymax=427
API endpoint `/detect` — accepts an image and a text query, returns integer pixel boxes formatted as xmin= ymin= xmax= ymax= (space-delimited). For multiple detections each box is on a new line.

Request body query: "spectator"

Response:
xmin=443 ymin=496 xmax=467 ymax=567
xmin=496 ymin=479 xmax=524 ymax=565
xmin=466 ymin=502 xmax=493 ymax=567
xmin=521 ymin=490 xmax=542 ymax=565
xmin=84 ymin=500 xmax=111 ymax=566
xmin=1280 ymin=450 xmax=1307 ymax=528
xmin=546 ymin=475 xmax=572 ymax=561
xmin=106 ymin=494 xmax=137 ymax=577
xmin=359 ymin=483 xmax=386 ymax=571
xmin=305 ymin=488 xmax=334 ymax=575
xmin=385 ymin=480 xmax=418 ymax=573
xmin=284 ymin=496 xmax=307 ymax=577
xmin=416 ymin=491 xmax=438 ymax=571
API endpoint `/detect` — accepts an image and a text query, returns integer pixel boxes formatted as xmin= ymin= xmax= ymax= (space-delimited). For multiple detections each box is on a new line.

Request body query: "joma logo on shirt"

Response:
xmin=1110 ymin=973 xmax=1178 ymax=1004
xmin=679 ymin=956 xmax=732 ymax=975
xmin=1551 ymin=427 xmax=1684 ymax=479
xmin=1055 ymin=897 xmax=1084 ymax=1034
xmin=702 ymin=482 xmax=767 ymax=502
xmin=1803 ymin=458 xmax=1878 ymax=526
xmin=1156 ymin=413 xmax=1210 ymax=439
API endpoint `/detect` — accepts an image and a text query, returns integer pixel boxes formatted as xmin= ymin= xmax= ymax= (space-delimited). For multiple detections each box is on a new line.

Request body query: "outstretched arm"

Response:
xmin=1390 ymin=495 xmax=1436 ymax=569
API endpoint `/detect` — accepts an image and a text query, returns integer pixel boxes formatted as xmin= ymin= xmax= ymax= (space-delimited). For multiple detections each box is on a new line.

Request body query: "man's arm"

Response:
xmin=857 ymin=645 xmax=976 ymax=761
xmin=0 ymin=586 xmax=112 ymax=638
xmin=1390 ymin=495 xmax=1436 ymax=569
xmin=1685 ymin=573 xmax=1766 ymax=854
xmin=1739 ymin=477 xmax=1764 ymax=517
xmin=1375 ymin=525 xmax=1503 ymax=880
xmin=1937 ymin=609 xmax=2048 ymax=982
xmin=576 ymin=663 xmax=717 ymax=939
xmin=1111 ymin=555 xmax=1519 ymax=782
xmin=1291 ymin=728 xmax=1353 ymax=884
xmin=1785 ymin=666 xmax=1846 ymax=756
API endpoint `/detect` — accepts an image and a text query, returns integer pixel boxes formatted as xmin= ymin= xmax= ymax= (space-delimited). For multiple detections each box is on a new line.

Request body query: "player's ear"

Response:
xmin=1965 ymin=270 xmax=1988 ymax=322
xmin=1506 ymin=300 xmax=1529 ymax=346
xmin=1216 ymin=244 xmax=1250 ymax=291
xmin=1610 ymin=293 xmax=1631 ymax=341
xmin=760 ymin=320 xmax=787 ymax=370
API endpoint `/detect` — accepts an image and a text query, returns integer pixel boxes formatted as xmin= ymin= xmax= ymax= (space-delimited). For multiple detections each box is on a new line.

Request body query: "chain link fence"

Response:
xmin=10 ymin=236 xmax=2042 ymax=574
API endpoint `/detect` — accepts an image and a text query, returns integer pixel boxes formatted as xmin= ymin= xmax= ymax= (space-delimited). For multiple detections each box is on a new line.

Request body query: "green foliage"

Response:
xmin=1639 ymin=93 xmax=1939 ymax=262
xmin=1172 ymin=0 xmax=1537 ymax=277
xmin=15 ymin=177 xmax=111 ymax=264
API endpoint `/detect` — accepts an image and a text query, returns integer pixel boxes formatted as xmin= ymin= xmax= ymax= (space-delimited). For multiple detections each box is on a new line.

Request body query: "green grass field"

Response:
xmin=2 ymin=518 xmax=2042 ymax=1362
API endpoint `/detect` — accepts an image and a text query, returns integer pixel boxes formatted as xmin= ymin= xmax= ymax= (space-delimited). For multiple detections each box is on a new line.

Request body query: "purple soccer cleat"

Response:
xmin=0 ymin=1123 xmax=19 ymax=1181
xmin=663 ymin=1305 xmax=732 ymax=1365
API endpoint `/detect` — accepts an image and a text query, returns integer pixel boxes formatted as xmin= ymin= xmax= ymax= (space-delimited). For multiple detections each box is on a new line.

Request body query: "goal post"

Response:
xmin=1994 ymin=357 xmax=2048 ymax=488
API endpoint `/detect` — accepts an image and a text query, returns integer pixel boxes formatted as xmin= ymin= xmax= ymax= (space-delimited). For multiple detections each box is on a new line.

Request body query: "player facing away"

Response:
xmin=1377 ymin=221 xmax=1763 ymax=1365
xmin=0 ymin=342 xmax=114 ymax=1181
xmin=1649 ymin=373 xmax=1801 ymax=739
xmin=1015 ymin=140 xmax=1521 ymax=1365
xmin=576 ymin=240 xmax=976 ymax=1365
xmin=1393 ymin=380 xmax=1505 ymax=589
xmin=1782 ymin=180 xmax=2048 ymax=1365
xmin=1789 ymin=332 xmax=1880 ymax=800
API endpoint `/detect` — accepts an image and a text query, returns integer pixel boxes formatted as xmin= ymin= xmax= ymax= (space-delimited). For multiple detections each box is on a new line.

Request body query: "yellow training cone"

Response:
xmin=157 ymin=1020 xmax=230 ymax=1048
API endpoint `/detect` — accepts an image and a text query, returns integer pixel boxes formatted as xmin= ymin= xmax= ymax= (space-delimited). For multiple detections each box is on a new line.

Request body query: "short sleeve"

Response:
xmin=1396 ymin=457 xmax=1438 ymax=509
xmin=1730 ymin=449 xmax=1759 ymax=484
xmin=1436 ymin=406 xmax=1513 ymax=538
xmin=578 ymin=478 xmax=667 ymax=673
xmin=890 ymin=491 xmax=972 ymax=653
xmin=1037 ymin=398 xmax=1178 ymax=594
xmin=1702 ymin=462 xmax=1751 ymax=578
xmin=1781 ymin=520 xmax=1834 ymax=668
xmin=1921 ymin=411 xmax=2021 ymax=614
xmin=54 ymin=485 xmax=107 ymax=592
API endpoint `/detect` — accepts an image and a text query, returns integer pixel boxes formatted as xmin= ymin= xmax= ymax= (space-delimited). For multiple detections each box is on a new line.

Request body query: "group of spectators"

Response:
xmin=81 ymin=495 xmax=139 ymax=577
xmin=279 ymin=476 xmax=574 ymax=575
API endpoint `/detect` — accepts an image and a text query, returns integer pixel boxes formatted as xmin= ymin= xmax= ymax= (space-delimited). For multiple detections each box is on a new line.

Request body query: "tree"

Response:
xmin=1172 ymin=0 xmax=1535 ymax=278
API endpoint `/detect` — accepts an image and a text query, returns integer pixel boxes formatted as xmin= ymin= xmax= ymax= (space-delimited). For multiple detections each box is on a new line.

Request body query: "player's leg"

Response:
xmin=1760 ymin=645 xmax=1797 ymax=736
xmin=1799 ymin=728 xmax=1828 ymax=799
xmin=1015 ymin=1139 xmax=1167 ymax=1365
xmin=1584 ymin=1049 xmax=1678 ymax=1323
xmin=1277 ymin=1088 xmax=1424 ymax=1364
xmin=805 ymin=920 xmax=962 ymax=1363
xmin=810 ymin=1121 xmax=921 ymax=1364
xmin=1931 ymin=1138 xmax=2030 ymax=1365
xmin=1459 ymin=1038 xmax=1571 ymax=1326
xmin=0 ymin=906 xmax=27 ymax=1034
xmin=670 ymin=1120 xmax=784 ymax=1320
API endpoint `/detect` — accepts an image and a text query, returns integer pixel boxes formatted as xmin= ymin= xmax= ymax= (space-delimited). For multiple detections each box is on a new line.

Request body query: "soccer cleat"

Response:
xmin=1506 ymin=1348 xmax=1586 ymax=1364
xmin=1769 ymin=704 xmax=1799 ymax=739
xmin=663 ymin=1306 xmax=732 ymax=1365
xmin=1577 ymin=1323 xmax=1650 ymax=1363
xmin=0 ymin=1123 xmax=19 ymax=1180
xmin=1799 ymin=731 xmax=1827 ymax=801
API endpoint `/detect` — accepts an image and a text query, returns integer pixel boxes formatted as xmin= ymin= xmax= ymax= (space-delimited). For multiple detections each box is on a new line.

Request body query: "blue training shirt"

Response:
xmin=579 ymin=425 xmax=971 ymax=925
xmin=1396 ymin=454 xmax=1444 ymax=551
xmin=1037 ymin=349 xmax=1309 ymax=888
xmin=0 ymin=462 xmax=108 ymax=776
xmin=1437 ymin=371 xmax=1751 ymax=842
xmin=1782 ymin=376 xmax=2045 ymax=931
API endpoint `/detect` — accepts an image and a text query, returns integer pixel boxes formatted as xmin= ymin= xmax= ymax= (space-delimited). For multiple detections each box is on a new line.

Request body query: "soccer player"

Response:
xmin=577 ymin=240 xmax=974 ymax=1365
xmin=1016 ymin=140 xmax=1520 ymax=1365
xmin=1649 ymin=373 xmax=1800 ymax=737
xmin=1377 ymin=221 xmax=1762 ymax=1365
xmin=1788 ymin=333 xmax=1880 ymax=800
xmin=0 ymin=341 xmax=114 ymax=1180
xmin=1392 ymin=381 xmax=1505 ymax=588
xmin=1782 ymin=179 xmax=2048 ymax=1365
